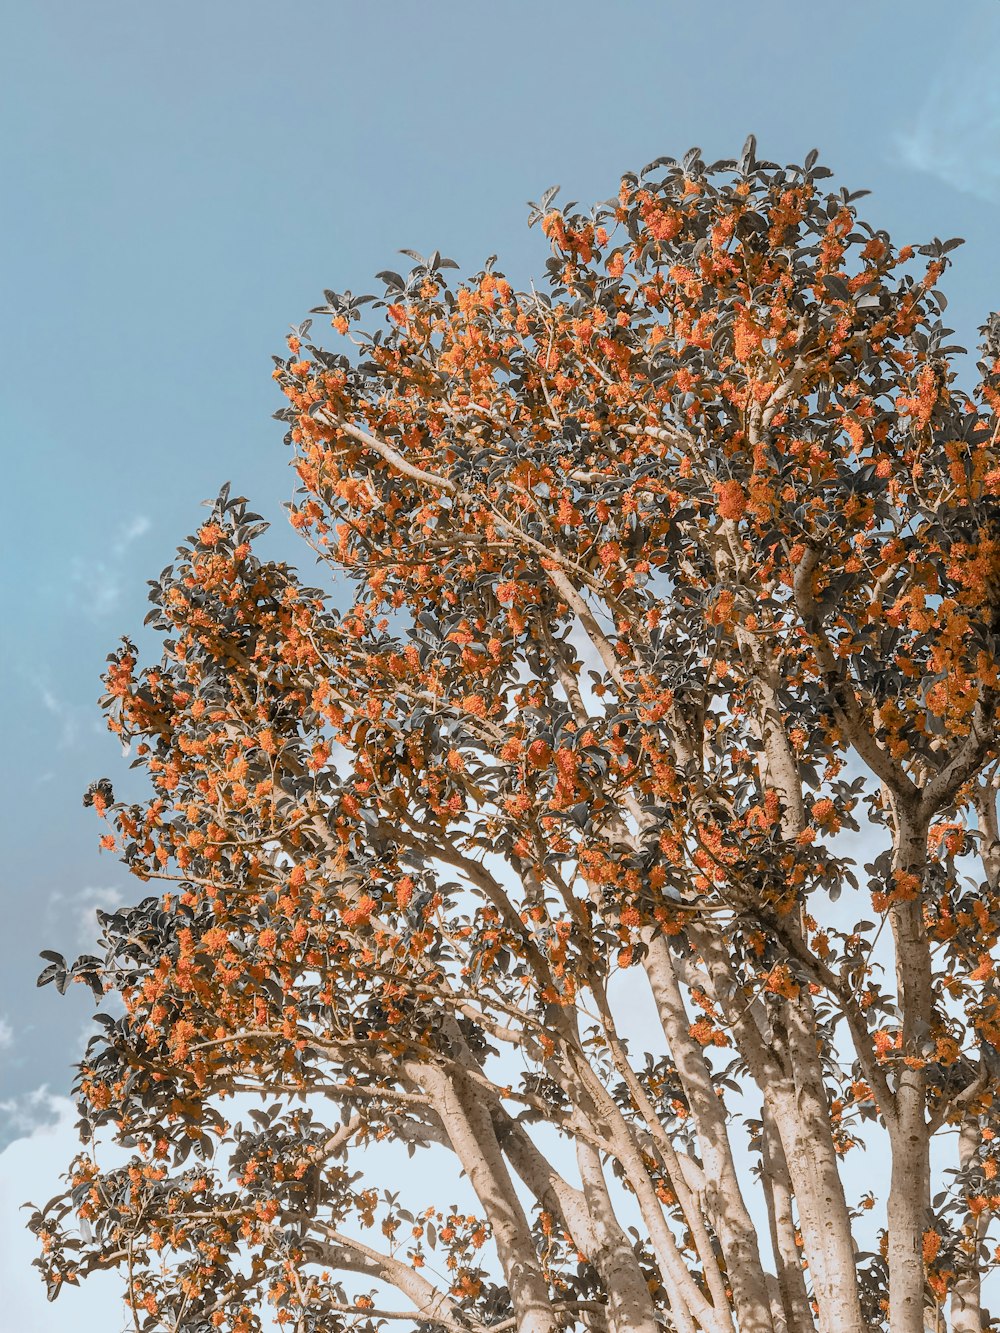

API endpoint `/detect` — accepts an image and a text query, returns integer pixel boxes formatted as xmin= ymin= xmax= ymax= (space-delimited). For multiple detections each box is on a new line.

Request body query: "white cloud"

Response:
xmin=0 ymin=1094 xmax=124 ymax=1333
xmin=75 ymin=885 xmax=124 ymax=947
xmin=70 ymin=513 xmax=152 ymax=619
xmin=0 ymin=1086 xmax=63 ymax=1141
xmin=0 ymin=1016 xmax=12 ymax=1052
xmin=46 ymin=884 xmax=126 ymax=951
xmin=112 ymin=514 xmax=152 ymax=558
xmin=39 ymin=685 xmax=81 ymax=749
xmin=893 ymin=10 xmax=1000 ymax=202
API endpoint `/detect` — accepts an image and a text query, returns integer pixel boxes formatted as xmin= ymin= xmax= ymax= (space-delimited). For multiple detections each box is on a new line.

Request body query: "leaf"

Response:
xmin=376 ymin=270 xmax=405 ymax=292
xmin=822 ymin=274 xmax=851 ymax=302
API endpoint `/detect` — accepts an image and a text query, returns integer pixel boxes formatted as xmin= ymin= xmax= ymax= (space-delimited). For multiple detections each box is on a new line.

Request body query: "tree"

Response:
xmin=29 ymin=138 xmax=1000 ymax=1333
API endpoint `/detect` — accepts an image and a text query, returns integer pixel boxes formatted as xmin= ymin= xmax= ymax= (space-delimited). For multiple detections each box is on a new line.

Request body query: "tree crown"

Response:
xmin=32 ymin=139 xmax=1000 ymax=1333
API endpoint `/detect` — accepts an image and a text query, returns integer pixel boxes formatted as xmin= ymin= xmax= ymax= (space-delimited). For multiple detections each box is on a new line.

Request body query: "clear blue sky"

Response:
xmin=2 ymin=2 xmax=1000 ymax=1326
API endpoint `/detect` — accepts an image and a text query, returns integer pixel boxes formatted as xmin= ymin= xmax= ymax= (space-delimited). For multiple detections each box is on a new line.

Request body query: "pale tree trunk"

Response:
xmin=761 ymin=1103 xmax=815 ymax=1333
xmin=567 ymin=1055 xmax=724 ymax=1333
xmin=693 ymin=928 xmax=865 ymax=1333
xmin=595 ymin=1128 xmax=699 ymax=1333
xmin=778 ymin=973 xmax=867 ymax=1333
xmin=416 ymin=1062 xmax=558 ymax=1333
xmin=767 ymin=1075 xmax=865 ymax=1333
xmin=731 ymin=610 xmax=867 ymax=1332
xmin=886 ymin=1065 xmax=931 ymax=1333
xmin=887 ymin=817 xmax=933 ymax=1333
xmin=583 ymin=988 xmax=735 ymax=1327
xmin=764 ymin=1274 xmax=791 ymax=1333
xmin=950 ymin=1118 xmax=985 ymax=1333
xmin=576 ymin=1139 xmax=663 ymax=1333
xmin=642 ymin=931 xmax=776 ymax=1333
xmin=490 ymin=1101 xmax=661 ymax=1333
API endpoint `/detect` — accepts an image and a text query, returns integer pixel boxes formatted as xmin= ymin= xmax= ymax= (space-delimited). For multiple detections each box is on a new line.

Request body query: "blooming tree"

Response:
xmin=31 ymin=140 xmax=1000 ymax=1333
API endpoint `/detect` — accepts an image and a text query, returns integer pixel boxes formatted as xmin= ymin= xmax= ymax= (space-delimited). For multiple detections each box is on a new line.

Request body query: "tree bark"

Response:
xmin=416 ymin=1062 xmax=558 ymax=1333
xmin=761 ymin=1103 xmax=815 ymax=1333
xmin=950 ymin=1118 xmax=985 ymax=1333
xmin=766 ymin=1067 xmax=864 ymax=1333
xmin=643 ymin=931 xmax=776 ymax=1333
xmin=693 ymin=928 xmax=865 ymax=1333
xmin=489 ymin=1103 xmax=661 ymax=1333
xmin=576 ymin=1139 xmax=663 ymax=1333
xmin=887 ymin=817 xmax=933 ymax=1333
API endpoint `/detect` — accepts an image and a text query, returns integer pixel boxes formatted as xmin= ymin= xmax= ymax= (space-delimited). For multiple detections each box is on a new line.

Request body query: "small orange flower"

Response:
xmin=198 ymin=523 xmax=224 ymax=548
xmin=716 ymin=480 xmax=747 ymax=521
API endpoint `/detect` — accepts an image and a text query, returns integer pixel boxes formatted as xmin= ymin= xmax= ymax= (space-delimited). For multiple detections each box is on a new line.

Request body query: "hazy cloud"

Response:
xmin=39 ymin=685 xmax=82 ymax=749
xmin=0 ymin=1095 xmax=124 ymax=1330
xmin=70 ymin=512 xmax=152 ymax=619
xmin=46 ymin=884 xmax=126 ymax=950
xmin=111 ymin=514 xmax=151 ymax=557
xmin=0 ymin=1086 xmax=63 ymax=1143
xmin=894 ymin=12 xmax=1000 ymax=202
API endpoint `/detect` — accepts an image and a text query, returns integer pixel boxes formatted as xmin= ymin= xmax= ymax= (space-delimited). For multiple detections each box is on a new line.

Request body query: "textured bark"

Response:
xmin=773 ymin=986 xmax=869 ymax=1327
xmin=492 ymin=1105 xmax=661 ymax=1333
xmin=693 ymin=926 xmax=864 ymax=1333
xmin=950 ymin=1118 xmax=985 ymax=1333
xmin=585 ymin=988 xmax=735 ymax=1327
xmin=887 ymin=819 xmax=933 ymax=1333
xmin=750 ymin=677 xmax=866 ymax=1333
xmin=768 ymin=1075 xmax=865 ymax=1333
xmin=417 ymin=1062 xmax=558 ymax=1333
xmin=576 ymin=1140 xmax=662 ymax=1333
xmin=764 ymin=1274 xmax=791 ymax=1333
xmin=643 ymin=931 xmax=776 ymax=1333
xmin=761 ymin=1104 xmax=815 ymax=1333
xmin=568 ymin=1054 xmax=724 ymax=1333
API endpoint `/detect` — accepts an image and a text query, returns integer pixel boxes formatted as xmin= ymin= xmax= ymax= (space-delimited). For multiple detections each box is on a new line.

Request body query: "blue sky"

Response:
xmin=3 ymin=1 xmax=1000 ymax=1327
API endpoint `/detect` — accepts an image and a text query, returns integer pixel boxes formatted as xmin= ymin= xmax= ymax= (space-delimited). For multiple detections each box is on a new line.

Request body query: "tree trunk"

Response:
xmin=950 ymin=1118 xmax=985 ymax=1333
xmin=766 ymin=1070 xmax=865 ymax=1333
xmin=887 ymin=1071 xmax=931 ymax=1333
xmin=416 ymin=1062 xmax=558 ymax=1333
xmin=576 ymin=1139 xmax=663 ymax=1333
xmin=761 ymin=1104 xmax=815 ymax=1333
xmin=643 ymin=932 xmax=776 ymax=1333
xmin=489 ymin=1101 xmax=661 ymax=1333
xmin=887 ymin=817 xmax=934 ymax=1333
xmin=693 ymin=928 xmax=864 ymax=1333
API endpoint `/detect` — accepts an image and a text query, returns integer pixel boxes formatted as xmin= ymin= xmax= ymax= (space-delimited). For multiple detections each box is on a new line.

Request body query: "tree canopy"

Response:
xmin=31 ymin=139 xmax=1000 ymax=1333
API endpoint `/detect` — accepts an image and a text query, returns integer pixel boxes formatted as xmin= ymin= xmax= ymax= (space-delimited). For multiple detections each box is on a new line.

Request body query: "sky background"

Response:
xmin=3 ymin=1 xmax=1000 ymax=1327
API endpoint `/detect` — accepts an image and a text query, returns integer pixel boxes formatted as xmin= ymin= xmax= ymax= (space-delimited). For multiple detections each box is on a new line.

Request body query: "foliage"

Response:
xmin=30 ymin=139 xmax=1000 ymax=1333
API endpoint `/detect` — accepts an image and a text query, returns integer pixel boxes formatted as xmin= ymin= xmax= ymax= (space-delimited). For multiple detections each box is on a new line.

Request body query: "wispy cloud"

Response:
xmin=46 ymin=884 xmax=125 ymax=949
xmin=34 ymin=511 xmax=152 ymax=748
xmin=112 ymin=514 xmax=151 ymax=557
xmin=0 ymin=1085 xmax=63 ymax=1143
xmin=0 ymin=1093 xmax=128 ymax=1328
xmin=39 ymin=685 xmax=81 ymax=749
xmin=69 ymin=512 xmax=152 ymax=619
xmin=893 ymin=11 xmax=1000 ymax=202
xmin=0 ymin=1016 xmax=13 ymax=1052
